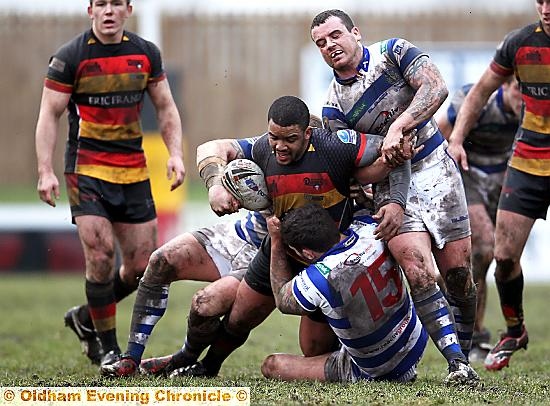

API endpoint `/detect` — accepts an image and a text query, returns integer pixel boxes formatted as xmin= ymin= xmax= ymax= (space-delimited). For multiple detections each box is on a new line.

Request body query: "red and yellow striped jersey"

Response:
xmin=44 ymin=30 xmax=166 ymax=184
xmin=491 ymin=23 xmax=550 ymax=176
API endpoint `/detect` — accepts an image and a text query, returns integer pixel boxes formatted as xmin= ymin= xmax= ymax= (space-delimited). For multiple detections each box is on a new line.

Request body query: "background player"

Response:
xmin=448 ymin=0 xmax=550 ymax=371
xmin=438 ymin=78 xmax=522 ymax=362
xmin=35 ymin=0 xmax=185 ymax=367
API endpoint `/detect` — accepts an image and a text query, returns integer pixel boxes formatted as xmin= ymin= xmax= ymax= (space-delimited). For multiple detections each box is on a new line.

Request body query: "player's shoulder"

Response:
xmin=123 ymin=31 xmax=162 ymax=55
xmin=54 ymin=30 xmax=90 ymax=59
xmin=502 ymin=23 xmax=540 ymax=47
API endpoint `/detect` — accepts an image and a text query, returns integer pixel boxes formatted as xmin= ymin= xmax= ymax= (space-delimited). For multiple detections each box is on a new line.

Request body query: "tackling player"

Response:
xmin=310 ymin=9 xmax=478 ymax=383
xmin=262 ymin=204 xmax=427 ymax=383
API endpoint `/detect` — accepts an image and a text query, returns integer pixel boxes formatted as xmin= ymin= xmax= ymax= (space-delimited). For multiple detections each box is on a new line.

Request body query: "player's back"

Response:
xmin=294 ymin=212 xmax=426 ymax=379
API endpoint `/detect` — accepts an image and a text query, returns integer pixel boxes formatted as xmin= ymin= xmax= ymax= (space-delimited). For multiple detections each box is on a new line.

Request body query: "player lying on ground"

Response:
xmin=262 ymin=204 xmax=427 ymax=383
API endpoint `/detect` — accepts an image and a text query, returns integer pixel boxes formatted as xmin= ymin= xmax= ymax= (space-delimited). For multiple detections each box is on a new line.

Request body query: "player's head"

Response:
xmin=536 ymin=0 xmax=550 ymax=36
xmin=309 ymin=114 xmax=323 ymax=128
xmin=267 ymin=96 xmax=312 ymax=165
xmin=281 ymin=204 xmax=340 ymax=263
xmin=502 ymin=77 xmax=523 ymax=118
xmin=310 ymin=10 xmax=363 ymax=73
xmin=88 ymin=0 xmax=133 ymax=43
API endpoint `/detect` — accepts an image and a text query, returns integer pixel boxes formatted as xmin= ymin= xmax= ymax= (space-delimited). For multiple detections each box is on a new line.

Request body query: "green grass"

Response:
xmin=0 ymin=274 xmax=549 ymax=404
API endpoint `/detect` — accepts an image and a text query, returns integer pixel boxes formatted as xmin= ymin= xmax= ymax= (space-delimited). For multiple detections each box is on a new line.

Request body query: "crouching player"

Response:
xmin=263 ymin=204 xmax=427 ymax=383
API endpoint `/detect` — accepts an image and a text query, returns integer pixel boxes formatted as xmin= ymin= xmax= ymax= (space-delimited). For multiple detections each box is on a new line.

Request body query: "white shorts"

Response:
xmin=191 ymin=222 xmax=259 ymax=280
xmin=325 ymin=347 xmax=418 ymax=383
xmin=375 ymin=144 xmax=471 ymax=249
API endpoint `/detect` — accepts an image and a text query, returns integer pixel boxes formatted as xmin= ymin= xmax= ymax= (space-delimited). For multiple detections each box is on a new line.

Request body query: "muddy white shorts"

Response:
xmin=191 ymin=222 xmax=259 ymax=280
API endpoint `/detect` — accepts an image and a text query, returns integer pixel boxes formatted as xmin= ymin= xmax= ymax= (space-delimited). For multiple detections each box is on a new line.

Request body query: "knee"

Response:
xmin=396 ymin=248 xmax=436 ymax=291
xmin=190 ymin=288 xmax=216 ymax=318
xmin=142 ymin=248 xmax=177 ymax=284
xmin=472 ymin=242 xmax=494 ymax=271
xmin=444 ymin=266 xmax=476 ymax=298
xmin=493 ymin=257 xmax=517 ymax=281
xmin=261 ymin=354 xmax=282 ymax=379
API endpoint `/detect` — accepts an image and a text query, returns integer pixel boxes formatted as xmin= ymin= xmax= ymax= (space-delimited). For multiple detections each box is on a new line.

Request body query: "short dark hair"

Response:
xmin=267 ymin=96 xmax=310 ymax=131
xmin=310 ymin=9 xmax=355 ymax=32
xmin=281 ymin=204 xmax=340 ymax=253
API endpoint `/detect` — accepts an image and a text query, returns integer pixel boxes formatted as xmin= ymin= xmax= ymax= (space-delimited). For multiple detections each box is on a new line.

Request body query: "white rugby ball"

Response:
xmin=222 ymin=159 xmax=271 ymax=211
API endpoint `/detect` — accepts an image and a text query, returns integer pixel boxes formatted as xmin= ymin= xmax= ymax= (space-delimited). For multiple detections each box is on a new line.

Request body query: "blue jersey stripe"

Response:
xmin=322 ymin=106 xmax=348 ymax=124
xmin=236 ymin=138 xmax=254 ymax=159
xmin=400 ymin=47 xmax=425 ymax=71
xmin=345 ymin=74 xmax=394 ymax=128
xmin=352 ymin=307 xmax=417 ymax=369
xmin=339 ymin=295 xmax=410 ymax=348
xmin=377 ymin=325 xmax=427 ymax=381
xmin=292 ymin=280 xmax=317 ymax=312
xmin=305 ymin=266 xmax=344 ymax=308
xmin=351 ymin=213 xmax=377 ymax=225
xmin=386 ymin=38 xmax=398 ymax=65
xmin=411 ymin=130 xmax=444 ymax=164
xmin=326 ymin=315 xmax=352 ymax=329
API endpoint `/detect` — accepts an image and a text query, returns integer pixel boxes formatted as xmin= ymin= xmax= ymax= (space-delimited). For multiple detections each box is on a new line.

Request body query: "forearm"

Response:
xmin=386 ymin=161 xmax=410 ymax=209
xmin=270 ymin=239 xmax=303 ymax=315
xmin=157 ymin=104 xmax=184 ymax=159
xmin=196 ymin=140 xmax=243 ymax=189
xmin=35 ymin=111 xmax=60 ymax=176
xmin=394 ymin=57 xmax=449 ymax=133
xmin=354 ymin=157 xmax=391 ymax=185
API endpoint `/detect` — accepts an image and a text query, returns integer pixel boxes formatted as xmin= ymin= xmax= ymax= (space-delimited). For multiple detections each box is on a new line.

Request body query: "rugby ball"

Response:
xmin=222 ymin=159 xmax=271 ymax=211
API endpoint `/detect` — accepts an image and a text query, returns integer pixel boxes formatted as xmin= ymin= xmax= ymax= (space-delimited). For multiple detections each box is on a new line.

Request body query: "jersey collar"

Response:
xmin=334 ymin=46 xmax=370 ymax=85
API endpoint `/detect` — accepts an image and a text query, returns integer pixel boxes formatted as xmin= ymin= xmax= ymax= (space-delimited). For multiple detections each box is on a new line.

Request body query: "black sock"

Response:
xmin=495 ymin=273 xmax=524 ymax=337
xmin=86 ymin=279 xmax=119 ymax=353
xmin=113 ymin=267 xmax=138 ymax=302
xmin=201 ymin=319 xmax=249 ymax=375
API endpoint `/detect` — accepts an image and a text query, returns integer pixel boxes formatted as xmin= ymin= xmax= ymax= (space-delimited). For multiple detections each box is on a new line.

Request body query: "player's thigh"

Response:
xmin=192 ymin=276 xmax=242 ymax=318
xmin=299 ymin=316 xmax=337 ymax=357
xmin=143 ymin=232 xmax=222 ymax=284
xmin=261 ymin=353 xmax=329 ymax=381
xmin=227 ymin=279 xmax=274 ymax=332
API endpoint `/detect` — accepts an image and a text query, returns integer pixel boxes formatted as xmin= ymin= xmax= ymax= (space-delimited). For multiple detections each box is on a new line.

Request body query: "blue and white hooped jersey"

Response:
xmin=322 ymin=38 xmax=445 ymax=166
xmin=292 ymin=213 xmax=427 ymax=380
xmin=446 ymin=84 xmax=518 ymax=174
xmin=233 ymin=210 xmax=268 ymax=249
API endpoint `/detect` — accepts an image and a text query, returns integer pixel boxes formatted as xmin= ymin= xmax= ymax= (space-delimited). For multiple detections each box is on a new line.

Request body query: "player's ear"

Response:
xmin=301 ymin=248 xmax=317 ymax=262
xmin=304 ymin=126 xmax=313 ymax=140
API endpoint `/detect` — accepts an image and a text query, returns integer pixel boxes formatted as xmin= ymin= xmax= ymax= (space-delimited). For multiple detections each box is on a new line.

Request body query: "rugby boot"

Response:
xmin=168 ymin=361 xmax=217 ymax=378
xmin=140 ymin=355 xmax=177 ymax=377
xmin=445 ymin=359 xmax=481 ymax=387
xmin=100 ymin=355 xmax=137 ymax=377
xmin=484 ymin=326 xmax=528 ymax=371
xmin=64 ymin=305 xmax=103 ymax=365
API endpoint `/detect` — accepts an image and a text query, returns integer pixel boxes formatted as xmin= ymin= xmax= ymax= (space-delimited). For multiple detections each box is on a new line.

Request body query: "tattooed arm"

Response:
xmin=267 ymin=216 xmax=308 ymax=315
xmin=196 ymin=139 xmax=246 ymax=216
xmin=382 ymin=55 xmax=448 ymax=161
